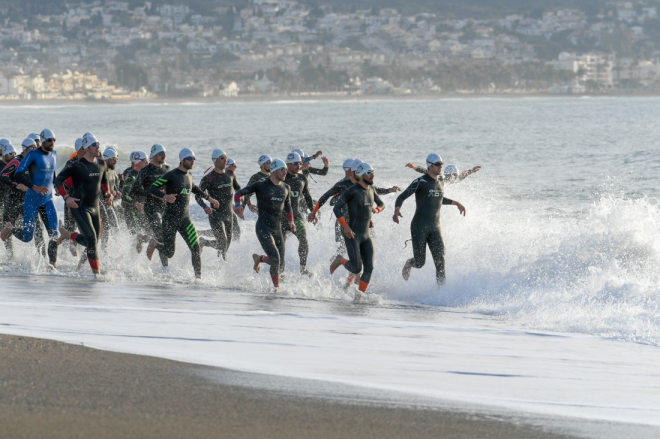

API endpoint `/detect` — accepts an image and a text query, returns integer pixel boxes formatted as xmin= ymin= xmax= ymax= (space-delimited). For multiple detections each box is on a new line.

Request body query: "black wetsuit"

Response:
xmin=333 ymin=183 xmax=384 ymax=289
xmin=59 ymin=157 xmax=81 ymax=239
xmin=234 ymin=178 xmax=293 ymax=283
xmin=55 ymin=157 xmax=109 ymax=271
xmin=243 ymin=170 xmax=269 ymax=207
xmin=131 ymin=163 xmax=170 ymax=266
xmin=121 ymin=167 xmax=145 ymax=235
xmin=395 ymin=173 xmax=455 ymax=284
xmin=283 ymin=171 xmax=314 ymax=271
xmin=0 ymin=155 xmax=48 ymax=260
xmin=150 ymin=168 xmax=207 ymax=277
xmin=303 ymin=165 xmax=329 ymax=177
xmin=316 ymin=178 xmax=354 ymax=251
xmin=0 ymin=158 xmax=14 ymax=256
xmin=196 ymin=169 xmax=241 ymax=259
xmin=100 ymin=166 xmax=121 ymax=246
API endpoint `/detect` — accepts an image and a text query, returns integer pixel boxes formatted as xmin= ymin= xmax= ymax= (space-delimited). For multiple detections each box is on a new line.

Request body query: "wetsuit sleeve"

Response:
xmin=195 ymin=175 xmax=209 ymax=208
xmin=302 ymin=178 xmax=314 ymax=214
xmin=0 ymin=160 xmax=20 ymax=187
xmin=333 ymin=187 xmax=352 ymax=222
xmin=414 ymin=165 xmax=426 ymax=174
xmin=130 ymin=170 xmax=147 ymax=202
xmin=284 ymin=188 xmax=294 ymax=222
xmin=442 ymin=197 xmax=454 ymax=205
xmin=149 ymin=176 xmax=168 ymax=199
xmin=15 ymin=154 xmax=35 ymax=189
xmin=395 ymin=179 xmax=420 ymax=208
xmin=100 ymin=167 xmax=110 ymax=195
xmin=192 ymin=183 xmax=206 ymax=199
xmin=243 ymin=173 xmax=260 ymax=205
xmin=234 ymin=180 xmax=260 ymax=205
xmin=315 ymin=183 xmax=341 ymax=212
xmin=374 ymin=191 xmax=385 ymax=211
xmin=122 ymin=175 xmax=135 ymax=202
xmin=54 ymin=160 xmax=75 ymax=196
xmin=375 ymin=186 xmax=392 ymax=195
xmin=232 ymin=176 xmax=241 ymax=191
xmin=309 ymin=165 xmax=328 ymax=176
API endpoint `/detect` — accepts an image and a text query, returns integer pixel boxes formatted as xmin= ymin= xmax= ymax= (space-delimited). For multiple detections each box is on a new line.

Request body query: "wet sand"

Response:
xmin=0 ymin=334 xmax=578 ymax=439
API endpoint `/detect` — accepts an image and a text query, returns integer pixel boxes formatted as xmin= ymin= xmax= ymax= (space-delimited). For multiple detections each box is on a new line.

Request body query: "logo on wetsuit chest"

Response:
xmin=271 ymin=197 xmax=283 ymax=201
xmin=290 ymin=191 xmax=299 ymax=197
xmin=89 ymin=173 xmax=100 ymax=177
xmin=427 ymin=190 xmax=443 ymax=197
xmin=363 ymin=201 xmax=373 ymax=206
xmin=180 ymin=188 xmax=191 ymax=195
xmin=217 ymin=183 xmax=232 ymax=189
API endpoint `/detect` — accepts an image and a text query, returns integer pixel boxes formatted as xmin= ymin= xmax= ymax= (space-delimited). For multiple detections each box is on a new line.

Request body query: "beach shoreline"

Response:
xmin=0 ymin=91 xmax=659 ymax=107
xmin=0 ymin=333 xmax=581 ymax=439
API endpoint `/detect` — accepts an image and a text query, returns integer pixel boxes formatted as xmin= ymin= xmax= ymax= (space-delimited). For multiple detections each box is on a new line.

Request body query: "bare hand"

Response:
xmin=16 ymin=184 xmax=28 ymax=192
xmin=393 ymin=209 xmax=402 ymax=224
xmin=388 ymin=186 xmax=401 ymax=193
xmin=307 ymin=212 xmax=319 ymax=224
xmin=163 ymin=194 xmax=177 ymax=204
xmin=314 ymin=150 xmax=323 ymax=158
xmin=343 ymin=225 xmax=355 ymax=239
xmin=115 ymin=190 xmax=123 ymax=199
xmin=454 ymin=201 xmax=466 ymax=216
xmin=105 ymin=194 xmax=114 ymax=206
xmin=289 ymin=221 xmax=296 ymax=233
xmin=209 ymin=197 xmax=220 ymax=209
xmin=405 ymin=163 xmax=416 ymax=169
xmin=369 ymin=220 xmax=374 ymax=228
xmin=66 ymin=197 xmax=80 ymax=209
xmin=135 ymin=202 xmax=144 ymax=214
xmin=234 ymin=205 xmax=245 ymax=219
xmin=248 ymin=204 xmax=258 ymax=213
xmin=204 ymin=206 xmax=214 ymax=215
xmin=321 ymin=156 xmax=329 ymax=166
xmin=472 ymin=166 xmax=482 ymax=173
xmin=32 ymin=186 xmax=49 ymax=195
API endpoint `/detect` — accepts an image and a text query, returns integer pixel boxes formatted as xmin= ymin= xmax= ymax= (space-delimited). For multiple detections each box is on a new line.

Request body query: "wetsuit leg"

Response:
xmin=409 ymin=223 xmax=428 ymax=270
xmin=33 ymin=215 xmax=47 ymax=259
xmin=285 ymin=218 xmax=308 ymax=270
xmin=2 ymin=203 xmax=13 ymax=257
xmin=64 ymin=206 xmax=77 ymax=233
xmin=334 ymin=220 xmax=346 ymax=254
xmin=37 ymin=202 xmax=59 ymax=264
xmin=201 ymin=213 xmax=229 ymax=257
xmin=70 ymin=204 xmax=101 ymax=271
xmin=426 ymin=228 xmax=446 ymax=285
xmin=157 ymin=214 xmax=178 ymax=260
xmin=223 ymin=216 xmax=233 ymax=254
xmin=100 ymin=203 xmax=118 ymax=247
xmin=342 ymin=235 xmax=364 ymax=275
xmin=358 ymin=237 xmax=375 ymax=284
xmin=231 ymin=212 xmax=240 ymax=242
xmin=12 ymin=194 xmax=39 ymax=243
xmin=146 ymin=206 xmax=168 ymax=267
xmin=256 ymin=221 xmax=282 ymax=277
xmin=177 ymin=217 xmax=201 ymax=277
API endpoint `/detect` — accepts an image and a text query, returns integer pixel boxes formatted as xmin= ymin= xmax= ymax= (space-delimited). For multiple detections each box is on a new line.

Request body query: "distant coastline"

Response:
xmin=1 ymin=90 xmax=659 ymax=107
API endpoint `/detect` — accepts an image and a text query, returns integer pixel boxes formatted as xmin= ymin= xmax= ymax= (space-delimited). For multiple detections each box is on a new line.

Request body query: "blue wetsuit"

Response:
xmin=12 ymin=148 xmax=59 ymax=263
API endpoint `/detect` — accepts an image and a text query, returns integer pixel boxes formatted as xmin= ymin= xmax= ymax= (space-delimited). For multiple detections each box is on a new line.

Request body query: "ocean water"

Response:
xmin=1 ymin=97 xmax=660 ymax=438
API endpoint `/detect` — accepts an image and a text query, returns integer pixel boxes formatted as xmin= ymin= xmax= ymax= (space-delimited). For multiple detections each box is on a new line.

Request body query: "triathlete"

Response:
xmin=99 ymin=147 xmax=122 ymax=249
xmin=282 ymin=151 xmax=315 ymax=275
xmin=394 ymin=154 xmax=466 ymax=284
xmin=0 ymin=130 xmax=60 ymax=268
xmin=60 ymin=138 xmax=84 ymax=257
xmin=55 ymin=133 xmax=113 ymax=275
xmin=130 ymin=143 xmax=170 ymax=269
xmin=0 ymin=141 xmax=17 ymax=257
xmin=330 ymin=163 xmax=384 ymax=295
xmin=226 ymin=157 xmax=241 ymax=242
xmin=294 ymin=149 xmax=329 ymax=177
xmin=196 ymin=148 xmax=240 ymax=260
xmin=243 ymin=154 xmax=271 ymax=213
xmin=121 ymin=151 xmax=149 ymax=248
xmin=233 ymin=158 xmax=295 ymax=289
xmin=0 ymin=138 xmax=44 ymax=260
xmin=405 ymin=161 xmax=481 ymax=183
xmin=145 ymin=148 xmax=218 ymax=279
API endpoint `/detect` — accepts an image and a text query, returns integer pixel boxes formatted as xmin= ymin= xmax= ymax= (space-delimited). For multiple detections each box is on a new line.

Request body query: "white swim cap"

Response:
xmin=258 ymin=154 xmax=272 ymax=166
xmin=286 ymin=151 xmax=302 ymax=164
xmin=292 ymin=148 xmax=304 ymax=158
xmin=132 ymin=151 xmax=147 ymax=163
xmin=212 ymin=148 xmax=227 ymax=161
xmin=444 ymin=164 xmax=459 ymax=176
xmin=27 ymin=133 xmax=39 ymax=142
xmin=21 ymin=138 xmax=36 ymax=151
xmin=426 ymin=153 xmax=443 ymax=167
xmin=39 ymin=129 xmax=56 ymax=142
xmin=356 ymin=162 xmax=374 ymax=177
xmin=350 ymin=158 xmax=363 ymax=172
xmin=81 ymin=133 xmax=99 ymax=149
xmin=1 ymin=140 xmax=16 ymax=156
xmin=270 ymin=158 xmax=286 ymax=172
xmin=74 ymin=138 xmax=83 ymax=151
xmin=150 ymin=143 xmax=166 ymax=158
xmin=227 ymin=158 xmax=236 ymax=167
xmin=102 ymin=147 xmax=118 ymax=160
xmin=342 ymin=158 xmax=354 ymax=171
xmin=179 ymin=147 xmax=195 ymax=162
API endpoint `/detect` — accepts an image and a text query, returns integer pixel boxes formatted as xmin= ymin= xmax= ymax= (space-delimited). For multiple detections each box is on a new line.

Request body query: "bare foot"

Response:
xmin=402 ymin=259 xmax=413 ymax=281
xmin=57 ymin=226 xmax=71 ymax=245
xmin=146 ymin=238 xmax=158 ymax=261
xmin=330 ymin=254 xmax=345 ymax=275
xmin=252 ymin=254 xmax=261 ymax=273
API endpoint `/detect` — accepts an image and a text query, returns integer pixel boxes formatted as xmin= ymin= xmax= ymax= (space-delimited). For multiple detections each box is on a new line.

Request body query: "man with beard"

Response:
xmin=55 ymin=133 xmax=113 ymax=275
xmin=1 ymin=130 xmax=60 ymax=268
xmin=146 ymin=148 xmax=218 ymax=279
xmin=394 ymin=153 xmax=466 ymax=285
xmin=330 ymin=163 xmax=385 ymax=295
xmin=196 ymin=149 xmax=241 ymax=261
xmin=130 ymin=143 xmax=170 ymax=271
xmin=283 ymin=151 xmax=315 ymax=275
xmin=233 ymin=158 xmax=295 ymax=289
